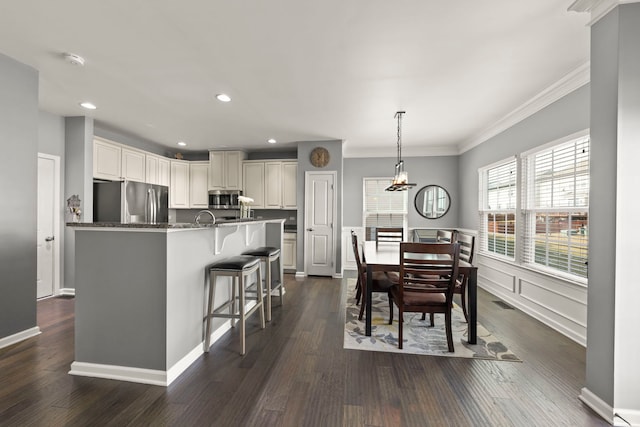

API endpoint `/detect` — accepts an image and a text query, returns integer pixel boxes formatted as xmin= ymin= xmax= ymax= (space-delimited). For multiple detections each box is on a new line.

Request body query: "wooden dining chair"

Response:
xmin=436 ymin=229 xmax=456 ymax=243
xmin=390 ymin=242 xmax=460 ymax=351
xmin=454 ymin=232 xmax=475 ymax=322
xmin=351 ymin=231 xmax=394 ymax=323
xmin=375 ymin=227 xmax=404 ymax=244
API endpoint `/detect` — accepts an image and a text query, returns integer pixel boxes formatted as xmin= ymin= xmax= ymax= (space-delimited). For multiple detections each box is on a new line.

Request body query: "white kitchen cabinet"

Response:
xmin=121 ymin=147 xmax=146 ymax=182
xmin=281 ymin=162 xmax=297 ymax=209
xmin=170 ymin=160 xmax=190 ymax=208
xmin=145 ymin=155 xmax=159 ymax=184
xmin=158 ymin=157 xmax=170 ymax=187
xmin=242 ymin=162 xmax=265 ymax=209
xmin=209 ymin=150 xmax=246 ymax=190
xmin=264 ymin=162 xmax=282 ymax=209
xmin=93 ymin=138 xmax=121 ymax=181
xmin=242 ymin=160 xmax=297 ymax=210
xmin=189 ymin=161 xmax=209 ymax=208
xmin=282 ymin=232 xmax=297 ymax=271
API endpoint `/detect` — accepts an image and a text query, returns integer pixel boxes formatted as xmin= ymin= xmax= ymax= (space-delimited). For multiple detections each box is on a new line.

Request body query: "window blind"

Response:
xmin=363 ymin=178 xmax=407 ymax=240
xmin=478 ymin=158 xmax=517 ymax=259
xmin=522 ymin=137 xmax=589 ymax=279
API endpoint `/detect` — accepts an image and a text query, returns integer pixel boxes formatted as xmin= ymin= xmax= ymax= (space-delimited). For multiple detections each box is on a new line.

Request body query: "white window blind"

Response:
xmin=363 ymin=178 xmax=407 ymax=240
xmin=522 ymin=136 xmax=589 ymax=279
xmin=478 ymin=159 xmax=517 ymax=259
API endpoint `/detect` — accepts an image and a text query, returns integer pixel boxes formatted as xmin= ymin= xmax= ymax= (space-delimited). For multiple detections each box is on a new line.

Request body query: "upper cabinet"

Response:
xmin=281 ymin=161 xmax=297 ymax=209
xmin=209 ymin=150 xmax=246 ymax=191
xmin=189 ymin=161 xmax=209 ymax=208
xmin=242 ymin=161 xmax=265 ymax=209
xmin=146 ymin=155 xmax=171 ymax=187
xmin=243 ymin=160 xmax=297 ymax=210
xmin=93 ymin=138 xmax=121 ymax=181
xmin=121 ymin=147 xmax=146 ymax=182
xmin=170 ymin=160 xmax=190 ymax=209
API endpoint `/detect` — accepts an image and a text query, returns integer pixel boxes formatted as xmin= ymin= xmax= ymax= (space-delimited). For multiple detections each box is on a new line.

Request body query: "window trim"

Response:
xmin=478 ymin=130 xmax=590 ymax=283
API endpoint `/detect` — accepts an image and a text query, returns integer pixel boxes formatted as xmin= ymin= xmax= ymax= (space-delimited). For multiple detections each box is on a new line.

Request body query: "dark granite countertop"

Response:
xmin=67 ymin=218 xmax=286 ymax=229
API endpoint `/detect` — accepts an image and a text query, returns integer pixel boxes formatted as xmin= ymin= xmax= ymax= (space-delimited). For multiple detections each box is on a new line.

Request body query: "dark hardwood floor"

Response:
xmin=0 ymin=275 xmax=607 ymax=426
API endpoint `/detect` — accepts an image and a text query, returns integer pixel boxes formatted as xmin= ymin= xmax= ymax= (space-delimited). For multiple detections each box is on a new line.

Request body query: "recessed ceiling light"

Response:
xmin=216 ymin=94 xmax=231 ymax=102
xmin=267 ymin=138 xmax=277 ymax=144
xmin=177 ymin=141 xmax=187 ymax=147
xmin=80 ymin=102 xmax=96 ymax=110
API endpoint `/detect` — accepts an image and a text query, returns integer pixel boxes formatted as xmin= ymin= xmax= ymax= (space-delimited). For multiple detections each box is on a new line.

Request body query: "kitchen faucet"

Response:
xmin=195 ymin=210 xmax=216 ymax=225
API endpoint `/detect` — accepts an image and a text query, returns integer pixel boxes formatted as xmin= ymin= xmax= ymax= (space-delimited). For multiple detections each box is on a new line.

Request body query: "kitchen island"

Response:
xmin=68 ymin=219 xmax=285 ymax=386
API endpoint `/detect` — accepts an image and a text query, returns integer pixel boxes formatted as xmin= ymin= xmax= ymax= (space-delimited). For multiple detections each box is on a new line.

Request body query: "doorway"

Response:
xmin=37 ymin=153 xmax=61 ymax=298
xmin=304 ymin=171 xmax=336 ymax=276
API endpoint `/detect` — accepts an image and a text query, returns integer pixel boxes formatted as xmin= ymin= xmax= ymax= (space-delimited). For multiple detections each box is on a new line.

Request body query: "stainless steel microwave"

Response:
xmin=208 ymin=190 xmax=242 ymax=209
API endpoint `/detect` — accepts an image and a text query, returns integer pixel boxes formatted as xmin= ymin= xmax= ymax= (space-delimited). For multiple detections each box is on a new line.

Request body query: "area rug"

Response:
xmin=343 ymin=279 xmax=521 ymax=362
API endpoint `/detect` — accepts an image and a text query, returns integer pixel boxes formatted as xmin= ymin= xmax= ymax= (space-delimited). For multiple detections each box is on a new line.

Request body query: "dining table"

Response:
xmin=363 ymin=240 xmax=478 ymax=344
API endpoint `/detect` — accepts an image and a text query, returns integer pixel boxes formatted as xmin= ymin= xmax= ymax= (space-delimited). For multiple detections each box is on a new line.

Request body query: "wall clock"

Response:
xmin=310 ymin=147 xmax=330 ymax=168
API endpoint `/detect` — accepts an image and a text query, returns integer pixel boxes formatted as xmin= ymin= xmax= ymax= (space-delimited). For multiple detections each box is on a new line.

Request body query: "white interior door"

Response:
xmin=304 ymin=171 xmax=336 ymax=276
xmin=37 ymin=154 xmax=59 ymax=298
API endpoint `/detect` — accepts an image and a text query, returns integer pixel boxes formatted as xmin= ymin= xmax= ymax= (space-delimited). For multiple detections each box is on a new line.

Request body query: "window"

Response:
xmin=522 ymin=136 xmax=589 ymax=279
xmin=363 ymin=178 xmax=408 ymax=240
xmin=478 ymin=132 xmax=590 ymax=282
xmin=479 ymin=158 xmax=517 ymax=259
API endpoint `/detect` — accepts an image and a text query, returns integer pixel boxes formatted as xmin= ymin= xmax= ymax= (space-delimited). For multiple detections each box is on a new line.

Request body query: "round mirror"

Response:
xmin=414 ymin=185 xmax=451 ymax=219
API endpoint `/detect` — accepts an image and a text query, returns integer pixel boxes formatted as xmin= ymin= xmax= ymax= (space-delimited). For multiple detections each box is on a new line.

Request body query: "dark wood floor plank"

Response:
xmin=0 ymin=275 xmax=609 ymax=427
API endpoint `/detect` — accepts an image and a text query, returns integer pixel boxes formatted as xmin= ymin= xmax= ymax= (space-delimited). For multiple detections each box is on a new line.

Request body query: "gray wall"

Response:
xmin=585 ymin=8 xmax=618 ymax=407
xmin=94 ymin=122 xmax=171 ymax=158
xmin=343 ymin=156 xmax=459 ymax=229
xmin=0 ymin=53 xmax=38 ymax=338
xmin=297 ymin=140 xmax=343 ymax=274
xmin=458 ymin=84 xmax=590 ymax=230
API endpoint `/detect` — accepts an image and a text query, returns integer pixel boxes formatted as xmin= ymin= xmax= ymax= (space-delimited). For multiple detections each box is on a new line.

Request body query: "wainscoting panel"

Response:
xmin=476 ymin=260 xmax=516 ymax=293
xmin=477 ymin=254 xmax=587 ymax=346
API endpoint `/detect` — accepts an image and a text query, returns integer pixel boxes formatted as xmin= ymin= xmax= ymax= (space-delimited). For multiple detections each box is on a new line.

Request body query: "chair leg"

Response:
xmin=388 ymin=293 xmax=393 ymax=325
xmin=230 ymin=276 xmax=237 ymax=328
xmin=445 ymin=309 xmax=454 ymax=352
xmin=355 ymin=276 xmax=362 ymax=305
xmin=265 ymin=258 xmax=272 ymax=322
xmin=239 ymin=276 xmax=246 ymax=355
xmin=429 ymin=313 xmax=435 ymax=327
xmin=420 ymin=312 xmax=426 ymax=321
xmin=398 ymin=307 xmax=404 ymax=349
xmin=256 ymin=266 xmax=265 ymax=329
xmin=358 ymin=291 xmax=366 ymax=320
xmin=204 ymin=271 xmax=216 ymax=352
xmin=460 ymin=281 xmax=469 ymax=323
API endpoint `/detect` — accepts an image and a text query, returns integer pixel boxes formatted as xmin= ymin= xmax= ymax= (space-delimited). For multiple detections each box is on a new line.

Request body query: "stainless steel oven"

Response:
xmin=208 ymin=190 xmax=242 ymax=209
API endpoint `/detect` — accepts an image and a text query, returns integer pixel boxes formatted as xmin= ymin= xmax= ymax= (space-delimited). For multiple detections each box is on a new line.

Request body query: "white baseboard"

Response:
xmin=295 ymin=271 xmax=305 ymax=278
xmin=579 ymin=387 xmax=613 ymax=424
xmin=614 ymin=409 xmax=640 ymax=427
xmin=69 ymin=361 xmax=169 ymax=386
xmin=333 ymin=273 xmax=343 ymax=279
xmin=59 ymin=288 xmax=76 ymax=296
xmin=0 ymin=326 xmax=41 ymax=350
xmin=69 ymin=321 xmax=233 ymax=386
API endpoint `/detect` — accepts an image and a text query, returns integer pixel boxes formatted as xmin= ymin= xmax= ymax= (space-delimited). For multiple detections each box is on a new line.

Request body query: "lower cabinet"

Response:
xmin=282 ymin=232 xmax=297 ymax=271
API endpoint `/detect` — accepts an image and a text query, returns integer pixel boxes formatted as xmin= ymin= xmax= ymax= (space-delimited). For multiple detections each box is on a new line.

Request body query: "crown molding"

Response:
xmin=342 ymin=143 xmax=459 ymax=158
xmin=568 ymin=0 xmax=640 ymax=25
xmin=458 ymin=62 xmax=590 ymax=155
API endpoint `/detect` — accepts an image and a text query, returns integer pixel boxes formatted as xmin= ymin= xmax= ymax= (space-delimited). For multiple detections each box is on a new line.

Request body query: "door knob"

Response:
xmin=45 ymin=236 xmax=55 ymax=242
xmin=306 ymin=228 xmax=313 ymax=232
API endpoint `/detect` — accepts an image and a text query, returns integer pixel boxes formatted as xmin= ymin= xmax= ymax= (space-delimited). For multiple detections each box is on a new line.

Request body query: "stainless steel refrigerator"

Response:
xmin=93 ymin=180 xmax=169 ymax=224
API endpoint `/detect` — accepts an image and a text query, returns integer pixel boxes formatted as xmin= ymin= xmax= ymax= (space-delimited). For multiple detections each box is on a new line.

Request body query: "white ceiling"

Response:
xmin=0 ymin=1 xmax=590 ymax=157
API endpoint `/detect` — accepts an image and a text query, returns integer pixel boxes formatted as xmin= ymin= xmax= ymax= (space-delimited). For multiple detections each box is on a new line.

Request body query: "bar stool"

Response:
xmin=242 ymin=246 xmax=283 ymax=322
xmin=204 ymin=255 xmax=265 ymax=355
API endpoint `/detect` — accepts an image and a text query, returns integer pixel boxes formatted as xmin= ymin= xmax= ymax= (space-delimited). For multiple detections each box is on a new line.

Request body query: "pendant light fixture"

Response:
xmin=385 ymin=111 xmax=416 ymax=191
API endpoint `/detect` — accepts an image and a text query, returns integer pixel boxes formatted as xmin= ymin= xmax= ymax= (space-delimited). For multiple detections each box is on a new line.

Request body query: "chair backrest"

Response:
xmin=456 ymin=233 xmax=475 ymax=264
xmin=399 ymin=242 xmax=460 ymax=300
xmin=436 ymin=229 xmax=455 ymax=243
xmin=376 ymin=227 xmax=404 ymax=243
xmin=351 ymin=230 xmax=363 ymax=272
